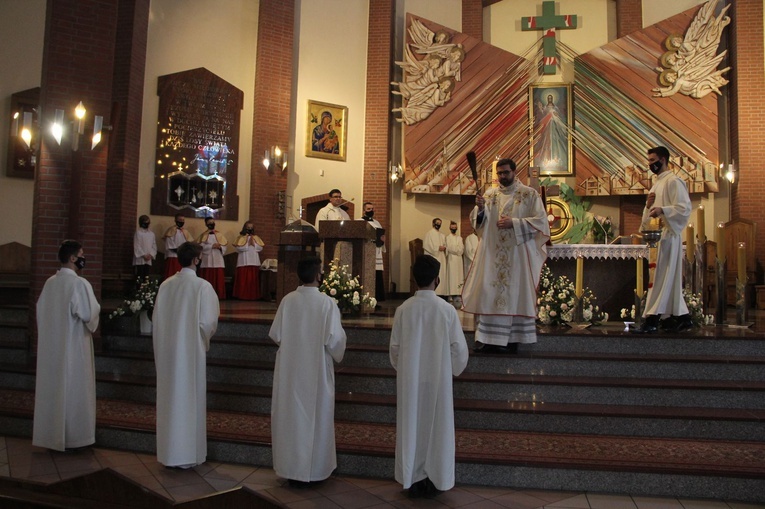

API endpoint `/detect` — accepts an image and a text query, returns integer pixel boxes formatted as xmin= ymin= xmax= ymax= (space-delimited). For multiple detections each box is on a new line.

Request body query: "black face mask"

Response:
xmin=649 ymin=161 xmax=662 ymax=175
xmin=140 ymin=222 xmax=150 ymax=229
xmin=74 ymin=256 xmax=86 ymax=270
xmin=450 ymin=228 xmax=457 ymax=234
xmin=364 ymin=210 xmax=374 ymax=219
xmin=434 ymin=224 xmax=441 ymax=230
xmin=176 ymin=221 xmax=185 ymax=228
xmin=207 ymin=223 xmax=215 ymax=230
xmin=246 ymin=228 xmax=254 ymax=234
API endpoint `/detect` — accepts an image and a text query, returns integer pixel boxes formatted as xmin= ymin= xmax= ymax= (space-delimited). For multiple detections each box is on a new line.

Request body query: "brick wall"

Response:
xmin=31 ymin=0 xmax=118 ymax=347
xmin=615 ymin=0 xmax=642 ymax=38
xmin=363 ymin=0 xmax=395 ymax=295
xmin=103 ymin=0 xmax=150 ymax=275
xmin=729 ymin=0 xmax=765 ymax=275
xmin=462 ymin=0 xmax=483 ymax=40
xmin=249 ymin=0 xmax=294 ymax=260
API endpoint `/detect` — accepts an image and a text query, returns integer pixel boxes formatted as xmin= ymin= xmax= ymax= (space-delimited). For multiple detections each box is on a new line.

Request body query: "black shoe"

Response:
xmin=630 ymin=323 xmax=658 ymax=334
xmin=671 ymin=315 xmax=694 ymax=332
xmin=473 ymin=341 xmax=485 ymax=353
xmin=288 ymin=479 xmax=312 ymax=489
xmin=423 ymin=478 xmax=440 ymax=498
xmin=659 ymin=316 xmax=678 ymax=331
xmin=407 ymin=479 xmax=427 ymax=498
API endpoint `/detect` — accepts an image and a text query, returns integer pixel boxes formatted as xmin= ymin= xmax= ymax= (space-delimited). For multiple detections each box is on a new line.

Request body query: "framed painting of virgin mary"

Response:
xmin=529 ymin=84 xmax=573 ymax=176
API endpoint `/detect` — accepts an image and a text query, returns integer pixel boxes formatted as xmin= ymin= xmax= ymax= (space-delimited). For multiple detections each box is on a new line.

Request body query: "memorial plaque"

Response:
xmin=151 ymin=68 xmax=242 ymax=219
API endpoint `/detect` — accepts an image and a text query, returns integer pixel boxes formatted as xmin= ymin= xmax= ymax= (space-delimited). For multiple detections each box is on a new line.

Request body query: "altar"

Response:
xmin=546 ymin=244 xmax=649 ymax=317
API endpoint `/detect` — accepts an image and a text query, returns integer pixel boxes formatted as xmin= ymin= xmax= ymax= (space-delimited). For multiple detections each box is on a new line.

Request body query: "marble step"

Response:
xmin=1 ymin=391 xmax=763 ymax=503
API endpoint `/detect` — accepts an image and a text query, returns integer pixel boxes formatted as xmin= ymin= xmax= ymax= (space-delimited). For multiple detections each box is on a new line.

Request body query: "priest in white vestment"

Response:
xmin=315 ymin=189 xmax=351 ymax=266
xmin=153 ymin=242 xmax=219 ymax=468
xmin=390 ymin=255 xmax=469 ymax=497
xmin=461 ymin=158 xmax=550 ymax=353
xmin=422 ymin=218 xmax=448 ymax=296
xmin=269 ymin=256 xmax=346 ymax=485
xmin=444 ymin=221 xmax=464 ymax=299
xmin=633 ymin=146 xmax=692 ymax=333
xmin=34 ymin=240 xmax=100 ymax=452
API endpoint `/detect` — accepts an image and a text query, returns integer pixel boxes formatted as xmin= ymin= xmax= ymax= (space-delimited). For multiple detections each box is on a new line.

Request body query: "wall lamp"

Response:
xmin=389 ymin=162 xmax=403 ymax=183
xmin=720 ymin=160 xmax=735 ymax=184
xmin=263 ymin=145 xmax=287 ymax=172
xmin=50 ymin=101 xmax=112 ymax=151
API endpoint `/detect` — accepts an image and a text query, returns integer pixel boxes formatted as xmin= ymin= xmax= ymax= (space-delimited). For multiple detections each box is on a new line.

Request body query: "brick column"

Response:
xmin=249 ymin=0 xmax=294 ymax=260
xmin=619 ymin=196 xmax=645 ymax=238
xmin=462 ymin=0 xmax=483 ymax=40
xmin=729 ymin=0 xmax=765 ymax=271
xmin=31 ymin=0 xmax=117 ymax=348
xmin=615 ymin=0 xmax=642 ymax=38
xmin=363 ymin=0 xmax=394 ymax=295
xmin=103 ymin=0 xmax=150 ymax=276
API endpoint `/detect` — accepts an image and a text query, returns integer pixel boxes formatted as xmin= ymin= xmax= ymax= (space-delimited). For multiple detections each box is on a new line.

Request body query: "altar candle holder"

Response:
xmin=735 ymin=277 xmax=748 ymax=327
xmin=693 ymin=241 xmax=705 ymax=307
xmin=634 ymin=289 xmax=645 ymax=329
xmin=715 ymin=257 xmax=726 ymax=325
xmin=569 ymin=295 xmax=591 ymax=329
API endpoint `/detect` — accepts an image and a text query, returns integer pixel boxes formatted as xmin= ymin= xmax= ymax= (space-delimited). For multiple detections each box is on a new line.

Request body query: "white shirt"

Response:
xmin=390 ymin=290 xmax=468 ymax=490
xmin=153 ymin=268 xmax=219 ymax=467
xmin=33 ymin=268 xmax=100 ymax=451
xmin=133 ymin=228 xmax=157 ymax=266
xmin=269 ymin=286 xmax=346 ymax=482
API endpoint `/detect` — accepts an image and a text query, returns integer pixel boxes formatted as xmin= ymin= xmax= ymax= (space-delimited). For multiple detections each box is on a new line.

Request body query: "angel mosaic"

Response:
xmin=653 ymin=0 xmax=731 ymax=99
xmin=391 ymin=18 xmax=465 ymax=125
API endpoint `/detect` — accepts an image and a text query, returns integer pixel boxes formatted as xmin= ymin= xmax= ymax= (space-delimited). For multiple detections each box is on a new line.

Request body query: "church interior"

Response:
xmin=1 ymin=0 xmax=764 ymax=507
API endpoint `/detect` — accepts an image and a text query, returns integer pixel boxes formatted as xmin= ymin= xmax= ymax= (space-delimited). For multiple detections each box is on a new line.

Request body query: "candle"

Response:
xmin=716 ymin=222 xmax=726 ymax=262
xmin=685 ymin=224 xmax=694 ymax=262
xmin=697 ymin=205 xmax=705 ymax=243
xmin=575 ymin=257 xmax=583 ymax=298
xmin=636 ymin=257 xmax=643 ymax=297
xmin=738 ymin=242 xmax=746 ymax=282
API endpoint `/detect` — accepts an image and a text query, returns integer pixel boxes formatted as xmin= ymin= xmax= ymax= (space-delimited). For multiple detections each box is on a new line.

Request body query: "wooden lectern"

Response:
xmin=318 ymin=220 xmax=377 ymax=300
xmin=277 ymin=220 xmax=321 ymax=304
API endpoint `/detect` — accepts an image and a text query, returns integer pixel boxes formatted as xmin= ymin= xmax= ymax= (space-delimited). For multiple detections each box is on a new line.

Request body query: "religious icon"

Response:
xmin=529 ymin=84 xmax=573 ymax=176
xmin=306 ymin=100 xmax=348 ymax=162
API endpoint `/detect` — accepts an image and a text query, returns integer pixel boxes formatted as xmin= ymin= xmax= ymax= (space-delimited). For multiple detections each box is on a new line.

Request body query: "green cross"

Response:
xmin=521 ymin=1 xmax=578 ymax=75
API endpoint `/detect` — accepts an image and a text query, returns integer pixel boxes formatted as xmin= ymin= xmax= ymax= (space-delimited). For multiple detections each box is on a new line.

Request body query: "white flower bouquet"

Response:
xmin=108 ymin=276 xmax=160 ymax=320
xmin=319 ymin=259 xmax=377 ymax=314
xmin=536 ymin=264 xmax=608 ymax=325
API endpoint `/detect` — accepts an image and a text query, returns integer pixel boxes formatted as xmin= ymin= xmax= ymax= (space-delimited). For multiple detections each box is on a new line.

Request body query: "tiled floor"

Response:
xmin=1 ymin=436 xmax=763 ymax=509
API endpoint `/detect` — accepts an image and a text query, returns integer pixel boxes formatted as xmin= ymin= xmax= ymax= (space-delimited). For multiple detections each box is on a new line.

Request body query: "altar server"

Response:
xmin=232 ymin=220 xmax=264 ymax=300
xmin=162 ymin=213 xmax=193 ymax=279
xmin=462 ymin=158 xmax=550 ymax=353
xmin=33 ymin=239 xmax=100 ymax=452
xmin=390 ymin=255 xmax=468 ymax=497
xmin=463 ymin=229 xmax=479 ymax=279
xmin=197 ymin=217 xmax=228 ymax=299
xmin=444 ymin=221 xmax=464 ymax=301
xmin=153 ymin=242 xmax=219 ymax=468
xmin=423 ymin=218 xmax=448 ymax=297
xmin=269 ymin=256 xmax=346 ymax=486
xmin=633 ymin=146 xmax=692 ymax=333
xmin=133 ymin=215 xmax=157 ymax=278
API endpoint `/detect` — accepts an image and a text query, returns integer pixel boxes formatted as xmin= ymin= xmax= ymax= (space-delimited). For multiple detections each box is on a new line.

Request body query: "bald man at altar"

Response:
xmin=461 ymin=158 xmax=550 ymax=354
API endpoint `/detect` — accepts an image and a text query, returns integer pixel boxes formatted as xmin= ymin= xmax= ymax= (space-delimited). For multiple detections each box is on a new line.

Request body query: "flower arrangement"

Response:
xmin=620 ymin=289 xmax=713 ymax=326
xmin=319 ymin=259 xmax=377 ymax=314
xmin=536 ymin=264 xmax=608 ymax=325
xmin=108 ymin=276 xmax=160 ymax=320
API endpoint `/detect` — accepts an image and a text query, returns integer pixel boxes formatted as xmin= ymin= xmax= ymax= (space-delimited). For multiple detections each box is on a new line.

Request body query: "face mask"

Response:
xmin=207 ymin=223 xmax=215 ymax=230
xmin=176 ymin=221 xmax=184 ymax=228
xmin=450 ymin=228 xmax=457 ymax=234
xmin=246 ymin=228 xmax=254 ymax=234
xmin=649 ymin=160 xmax=662 ymax=174
xmin=364 ymin=210 xmax=374 ymax=219
xmin=434 ymin=224 xmax=441 ymax=230
xmin=140 ymin=222 xmax=150 ymax=229
xmin=195 ymin=257 xmax=202 ymax=269
xmin=74 ymin=256 xmax=86 ymax=270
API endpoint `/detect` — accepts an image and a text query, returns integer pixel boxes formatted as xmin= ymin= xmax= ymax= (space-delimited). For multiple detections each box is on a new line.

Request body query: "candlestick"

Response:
xmin=716 ymin=222 xmax=725 ymax=262
xmin=738 ymin=242 xmax=746 ymax=283
xmin=636 ymin=257 xmax=643 ymax=297
xmin=575 ymin=257 xmax=583 ymax=298
xmin=697 ymin=205 xmax=705 ymax=243
xmin=685 ymin=224 xmax=694 ymax=262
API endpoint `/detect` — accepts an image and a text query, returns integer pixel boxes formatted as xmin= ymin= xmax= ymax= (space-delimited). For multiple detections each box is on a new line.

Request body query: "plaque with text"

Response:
xmin=151 ymin=68 xmax=242 ymax=220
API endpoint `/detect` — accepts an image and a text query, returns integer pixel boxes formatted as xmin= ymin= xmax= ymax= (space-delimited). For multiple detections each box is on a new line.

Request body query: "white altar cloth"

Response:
xmin=547 ymin=244 xmax=649 ymax=261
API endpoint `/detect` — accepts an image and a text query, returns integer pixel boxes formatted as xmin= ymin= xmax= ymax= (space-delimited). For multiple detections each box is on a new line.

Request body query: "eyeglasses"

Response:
xmin=497 ymin=171 xmax=512 ymax=176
